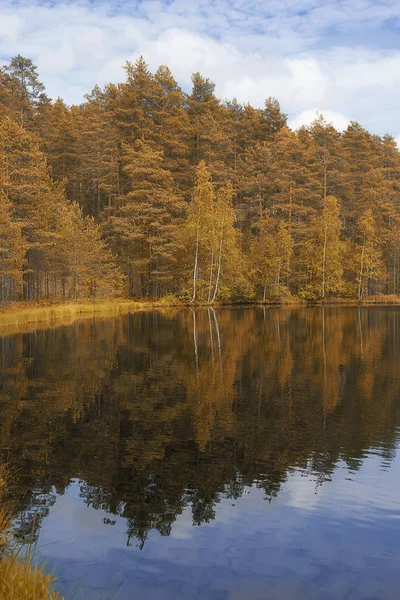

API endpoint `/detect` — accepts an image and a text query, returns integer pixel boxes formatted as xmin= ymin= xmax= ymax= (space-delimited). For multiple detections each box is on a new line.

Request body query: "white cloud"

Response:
xmin=0 ymin=0 xmax=400 ymax=139
xmin=0 ymin=13 xmax=20 ymax=43
xmin=289 ymin=109 xmax=351 ymax=131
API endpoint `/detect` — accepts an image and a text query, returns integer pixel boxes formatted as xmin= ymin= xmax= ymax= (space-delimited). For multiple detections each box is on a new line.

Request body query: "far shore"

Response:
xmin=0 ymin=295 xmax=399 ymax=333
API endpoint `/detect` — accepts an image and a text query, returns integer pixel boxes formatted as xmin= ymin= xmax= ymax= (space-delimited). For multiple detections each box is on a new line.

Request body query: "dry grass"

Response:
xmin=0 ymin=299 xmax=152 ymax=330
xmin=0 ymin=464 xmax=62 ymax=600
xmin=359 ymin=294 xmax=400 ymax=305
xmin=312 ymin=295 xmax=400 ymax=305
xmin=0 ymin=557 xmax=61 ymax=600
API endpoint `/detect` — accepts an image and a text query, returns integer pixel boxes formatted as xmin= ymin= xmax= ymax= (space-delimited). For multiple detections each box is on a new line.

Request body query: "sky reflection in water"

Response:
xmin=1 ymin=307 xmax=400 ymax=599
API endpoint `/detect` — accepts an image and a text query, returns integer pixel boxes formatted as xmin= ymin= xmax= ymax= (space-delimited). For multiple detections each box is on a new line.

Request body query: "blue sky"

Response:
xmin=1 ymin=0 xmax=400 ymax=139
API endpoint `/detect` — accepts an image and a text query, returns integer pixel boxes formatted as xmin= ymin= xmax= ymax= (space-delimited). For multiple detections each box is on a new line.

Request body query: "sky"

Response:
xmin=1 ymin=0 xmax=400 ymax=140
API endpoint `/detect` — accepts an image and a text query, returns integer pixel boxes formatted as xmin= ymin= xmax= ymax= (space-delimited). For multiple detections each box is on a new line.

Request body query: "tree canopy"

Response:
xmin=1 ymin=55 xmax=400 ymax=303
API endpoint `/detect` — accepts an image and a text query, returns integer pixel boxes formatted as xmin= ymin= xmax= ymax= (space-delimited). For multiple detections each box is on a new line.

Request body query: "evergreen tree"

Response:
xmin=261 ymin=97 xmax=288 ymax=142
xmin=0 ymin=192 xmax=26 ymax=303
xmin=187 ymin=74 xmax=231 ymax=182
xmin=76 ymin=85 xmax=121 ymax=218
xmin=0 ymin=55 xmax=49 ymax=130
xmin=115 ymin=57 xmax=158 ymax=143
xmin=38 ymin=97 xmax=80 ymax=201
xmin=112 ymin=139 xmax=184 ymax=298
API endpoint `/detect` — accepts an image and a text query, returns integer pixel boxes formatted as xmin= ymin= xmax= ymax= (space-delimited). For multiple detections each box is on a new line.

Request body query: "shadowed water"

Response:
xmin=1 ymin=307 xmax=400 ymax=599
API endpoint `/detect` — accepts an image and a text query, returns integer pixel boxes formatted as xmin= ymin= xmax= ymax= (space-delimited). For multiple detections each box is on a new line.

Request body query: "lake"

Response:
xmin=1 ymin=307 xmax=400 ymax=600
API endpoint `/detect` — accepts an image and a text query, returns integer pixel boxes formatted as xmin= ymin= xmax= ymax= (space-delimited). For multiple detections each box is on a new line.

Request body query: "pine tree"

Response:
xmin=340 ymin=122 xmax=381 ymax=236
xmin=268 ymin=126 xmax=315 ymax=234
xmin=187 ymin=74 xmax=231 ymax=182
xmin=152 ymin=66 xmax=192 ymax=191
xmin=37 ymin=98 xmax=80 ymax=201
xmin=261 ymin=97 xmax=288 ymax=142
xmin=112 ymin=139 xmax=184 ymax=298
xmin=0 ymin=117 xmax=62 ymax=299
xmin=115 ymin=57 xmax=158 ymax=143
xmin=301 ymin=114 xmax=344 ymax=204
xmin=0 ymin=55 xmax=49 ymax=130
xmin=76 ymin=85 xmax=121 ymax=218
xmin=238 ymin=141 xmax=274 ymax=226
xmin=0 ymin=192 xmax=26 ymax=303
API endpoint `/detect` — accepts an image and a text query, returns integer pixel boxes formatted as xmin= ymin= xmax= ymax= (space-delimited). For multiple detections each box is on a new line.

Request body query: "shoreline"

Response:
xmin=0 ymin=296 xmax=399 ymax=332
xmin=0 ymin=300 xmax=153 ymax=330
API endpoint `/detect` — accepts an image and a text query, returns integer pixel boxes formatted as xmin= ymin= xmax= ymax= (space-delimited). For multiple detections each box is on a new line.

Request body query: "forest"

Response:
xmin=1 ymin=54 xmax=400 ymax=303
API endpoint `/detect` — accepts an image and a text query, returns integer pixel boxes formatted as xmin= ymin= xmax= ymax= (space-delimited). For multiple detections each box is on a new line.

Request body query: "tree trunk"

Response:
xmin=322 ymin=219 xmax=328 ymax=299
xmin=207 ymin=252 xmax=214 ymax=304
xmin=191 ymin=206 xmax=201 ymax=303
xmin=358 ymin=245 xmax=365 ymax=300
xmin=263 ymin=268 xmax=268 ymax=302
xmin=211 ymin=211 xmax=225 ymax=304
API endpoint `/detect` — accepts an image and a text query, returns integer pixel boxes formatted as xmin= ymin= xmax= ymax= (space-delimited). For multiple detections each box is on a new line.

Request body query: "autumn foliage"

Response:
xmin=1 ymin=54 xmax=400 ymax=303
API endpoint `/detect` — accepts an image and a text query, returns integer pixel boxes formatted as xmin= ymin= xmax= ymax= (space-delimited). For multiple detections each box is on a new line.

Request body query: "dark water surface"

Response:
xmin=1 ymin=307 xmax=400 ymax=599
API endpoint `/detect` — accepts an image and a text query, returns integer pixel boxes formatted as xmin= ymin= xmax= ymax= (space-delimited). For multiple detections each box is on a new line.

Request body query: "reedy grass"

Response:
xmin=0 ymin=556 xmax=61 ymax=600
xmin=0 ymin=299 xmax=154 ymax=330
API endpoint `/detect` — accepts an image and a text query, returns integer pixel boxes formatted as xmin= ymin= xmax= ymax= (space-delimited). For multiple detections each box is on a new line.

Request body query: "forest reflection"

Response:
xmin=1 ymin=307 xmax=399 ymax=548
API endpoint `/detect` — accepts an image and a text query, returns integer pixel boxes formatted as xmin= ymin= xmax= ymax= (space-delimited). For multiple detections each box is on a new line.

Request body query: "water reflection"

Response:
xmin=1 ymin=307 xmax=400 ymax=598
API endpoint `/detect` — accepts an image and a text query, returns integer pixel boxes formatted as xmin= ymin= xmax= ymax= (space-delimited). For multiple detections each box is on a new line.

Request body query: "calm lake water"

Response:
xmin=1 ymin=307 xmax=400 ymax=599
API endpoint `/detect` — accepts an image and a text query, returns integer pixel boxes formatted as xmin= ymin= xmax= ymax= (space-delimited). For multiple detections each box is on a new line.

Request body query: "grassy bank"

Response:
xmin=0 ymin=299 xmax=163 ymax=330
xmin=1 ymin=295 xmax=400 ymax=332
xmin=0 ymin=464 xmax=62 ymax=600
xmin=305 ymin=295 xmax=400 ymax=306
xmin=256 ymin=294 xmax=400 ymax=306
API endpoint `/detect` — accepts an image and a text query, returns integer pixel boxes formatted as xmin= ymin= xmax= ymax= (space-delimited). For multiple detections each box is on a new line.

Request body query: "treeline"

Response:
xmin=1 ymin=54 xmax=400 ymax=302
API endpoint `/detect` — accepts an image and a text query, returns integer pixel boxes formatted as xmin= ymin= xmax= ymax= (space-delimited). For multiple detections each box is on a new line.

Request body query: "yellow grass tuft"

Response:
xmin=0 ymin=556 xmax=61 ymax=600
xmin=0 ymin=463 xmax=62 ymax=600
xmin=0 ymin=299 xmax=149 ymax=330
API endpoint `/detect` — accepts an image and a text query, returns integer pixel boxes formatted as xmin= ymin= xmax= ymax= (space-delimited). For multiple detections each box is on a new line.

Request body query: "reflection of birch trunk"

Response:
xmin=211 ymin=308 xmax=223 ymax=378
xmin=358 ymin=306 xmax=364 ymax=360
xmin=192 ymin=310 xmax=199 ymax=378
xmin=207 ymin=252 xmax=214 ymax=304
xmin=207 ymin=307 xmax=215 ymax=362
xmin=276 ymin=315 xmax=281 ymax=351
xmin=191 ymin=206 xmax=201 ymax=303
xmin=358 ymin=244 xmax=365 ymax=301
xmin=322 ymin=306 xmax=327 ymax=429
